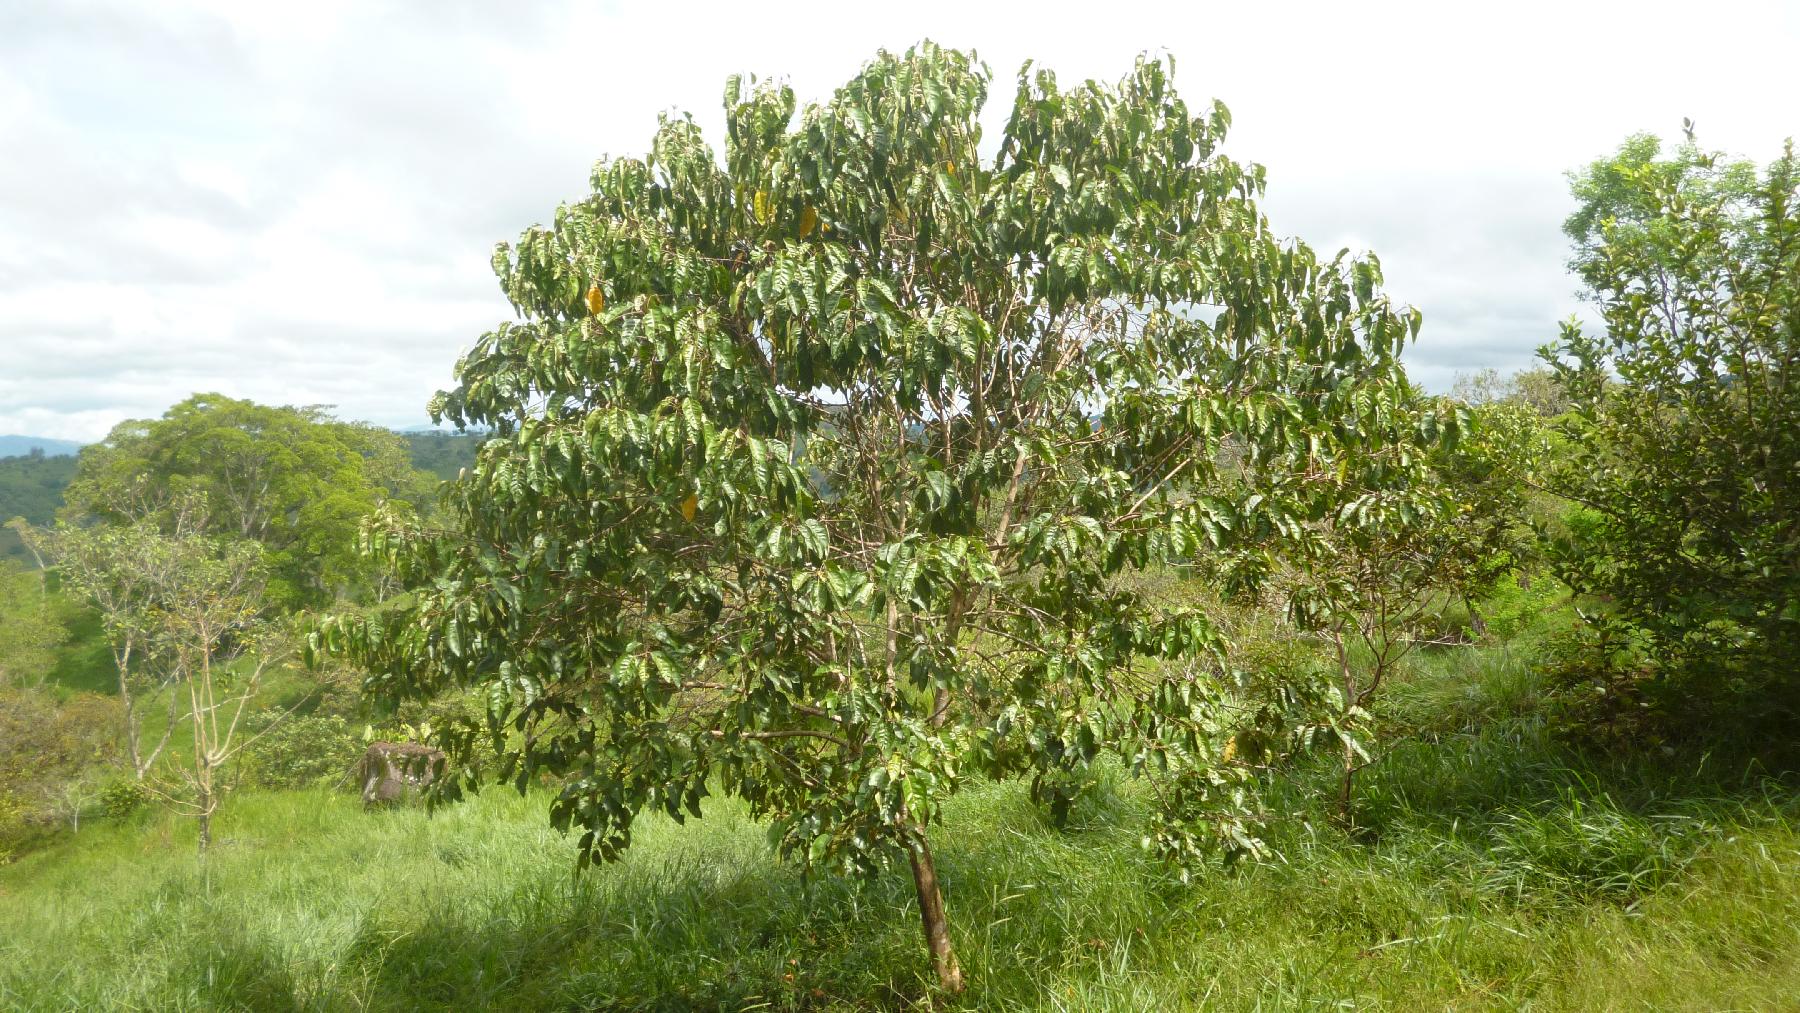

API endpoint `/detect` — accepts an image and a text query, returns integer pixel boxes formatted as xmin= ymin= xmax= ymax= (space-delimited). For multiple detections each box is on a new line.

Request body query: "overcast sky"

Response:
xmin=2 ymin=0 xmax=1796 ymax=441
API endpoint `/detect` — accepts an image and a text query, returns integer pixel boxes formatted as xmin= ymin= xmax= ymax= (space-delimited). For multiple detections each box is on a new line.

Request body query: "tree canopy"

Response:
xmin=65 ymin=394 xmax=433 ymax=607
xmin=1545 ymin=131 xmax=1800 ymax=722
xmin=319 ymin=43 xmax=1438 ymax=989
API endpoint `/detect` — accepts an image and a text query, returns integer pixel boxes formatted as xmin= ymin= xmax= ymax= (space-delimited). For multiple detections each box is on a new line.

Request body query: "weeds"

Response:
xmin=2 ymin=643 xmax=1795 ymax=1010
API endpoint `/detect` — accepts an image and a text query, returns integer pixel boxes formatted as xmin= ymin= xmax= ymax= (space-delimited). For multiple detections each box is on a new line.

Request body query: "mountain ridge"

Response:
xmin=0 ymin=436 xmax=83 ymax=458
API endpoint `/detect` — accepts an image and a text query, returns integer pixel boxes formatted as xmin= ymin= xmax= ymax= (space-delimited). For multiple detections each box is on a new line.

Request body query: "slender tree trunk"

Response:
xmin=907 ymin=830 xmax=964 ymax=993
xmin=928 ymin=688 xmax=951 ymax=728
xmin=192 ymin=641 xmax=213 ymax=854
xmin=138 ymin=684 xmax=180 ymax=777
xmin=1333 ymin=627 xmax=1359 ymax=828
xmin=116 ymin=642 xmax=144 ymax=777
xmin=929 ymin=589 xmax=968 ymax=729
xmin=196 ymin=773 xmax=213 ymax=854
xmin=1338 ymin=736 xmax=1359 ymax=829
xmin=1463 ymin=594 xmax=1487 ymax=639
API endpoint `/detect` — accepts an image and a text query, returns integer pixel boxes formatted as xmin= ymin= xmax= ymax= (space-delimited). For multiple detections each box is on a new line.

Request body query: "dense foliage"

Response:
xmin=0 ymin=451 xmax=76 ymax=565
xmin=0 ymin=688 xmax=118 ymax=857
xmin=317 ymin=44 xmax=1452 ymax=987
xmin=0 ymin=558 xmax=66 ymax=687
xmin=65 ymin=394 xmax=433 ymax=607
xmin=1 ymin=39 xmax=1795 ymax=1010
xmin=1546 ymin=132 xmax=1800 ymax=725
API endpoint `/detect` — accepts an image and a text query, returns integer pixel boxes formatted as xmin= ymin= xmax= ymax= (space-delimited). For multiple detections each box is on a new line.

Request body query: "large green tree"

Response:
xmin=320 ymin=45 xmax=1426 ymax=990
xmin=1545 ymin=131 xmax=1800 ymax=724
xmin=65 ymin=394 xmax=432 ymax=606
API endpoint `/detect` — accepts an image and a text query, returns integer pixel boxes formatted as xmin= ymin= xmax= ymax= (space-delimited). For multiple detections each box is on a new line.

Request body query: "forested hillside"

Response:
xmin=402 ymin=430 xmax=486 ymax=480
xmin=0 ymin=451 xmax=76 ymax=564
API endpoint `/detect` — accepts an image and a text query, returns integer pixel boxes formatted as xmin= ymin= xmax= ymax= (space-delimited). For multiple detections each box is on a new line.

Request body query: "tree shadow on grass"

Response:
xmin=333 ymin=784 xmax=1163 ymax=1012
xmin=1309 ymin=714 xmax=1799 ymax=908
xmin=241 ymin=718 xmax=1798 ymax=1011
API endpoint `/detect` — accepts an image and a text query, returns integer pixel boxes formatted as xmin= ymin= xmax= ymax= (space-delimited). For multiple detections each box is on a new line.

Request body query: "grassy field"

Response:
xmin=3 ymin=645 xmax=1797 ymax=1011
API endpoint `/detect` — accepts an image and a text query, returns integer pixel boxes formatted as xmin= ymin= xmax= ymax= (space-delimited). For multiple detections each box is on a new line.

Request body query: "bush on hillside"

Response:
xmin=241 ymin=713 xmax=363 ymax=790
xmin=0 ymin=688 xmax=122 ymax=856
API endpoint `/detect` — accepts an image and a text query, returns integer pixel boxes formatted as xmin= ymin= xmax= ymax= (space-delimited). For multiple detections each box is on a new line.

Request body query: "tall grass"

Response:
xmin=2 ymin=643 xmax=1796 ymax=1010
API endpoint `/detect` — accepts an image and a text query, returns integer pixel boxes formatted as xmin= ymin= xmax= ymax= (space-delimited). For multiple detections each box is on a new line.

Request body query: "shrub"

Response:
xmin=1477 ymin=569 xmax=1568 ymax=641
xmin=1547 ymin=133 xmax=1800 ymax=729
xmin=97 ymin=777 xmax=150 ymax=819
xmin=0 ymin=689 xmax=122 ymax=855
xmin=241 ymin=713 xmax=362 ymax=790
xmin=0 ymin=688 xmax=120 ymax=796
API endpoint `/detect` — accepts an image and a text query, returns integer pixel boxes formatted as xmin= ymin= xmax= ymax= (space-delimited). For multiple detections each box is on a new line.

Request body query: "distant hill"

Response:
xmin=404 ymin=430 xmax=487 ymax=480
xmin=0 ymin=436 xmax=83 ymax=458
xmin=0 ymin=451 xmax=78 ymax=565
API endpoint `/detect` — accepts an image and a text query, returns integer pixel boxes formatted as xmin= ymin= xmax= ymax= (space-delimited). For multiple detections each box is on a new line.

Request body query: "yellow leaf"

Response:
xmin=584 ymin=285 xmax=605 ymax=315
xmin=753 ymin=190 xmax=771 ymax=225
xmin=680 ymin=494 xmax=697 ymax=522
xmin=1221 ymin=735 xmax=1238 ymax=763
xmin=798 ymin=205 xmax=818 ymax=238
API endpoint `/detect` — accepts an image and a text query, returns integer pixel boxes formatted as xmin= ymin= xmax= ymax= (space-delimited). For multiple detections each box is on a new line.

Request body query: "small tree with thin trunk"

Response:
xmin=154 ymin=533 xmax=283 ymax=852
xmin=1281 ymin=456 xmax=1468 ymax=824
xmin=319 ymin=44 xmax=1424 ymax=991
xmin=27 ymin=498 xmax=286 ymax=848
xmin=20 ymin=515 xmax=191 ymax=778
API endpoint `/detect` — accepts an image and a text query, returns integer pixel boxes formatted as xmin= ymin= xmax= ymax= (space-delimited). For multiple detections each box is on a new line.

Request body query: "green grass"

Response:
xmin=3 ymin=645 xmax=1797 ymax=1010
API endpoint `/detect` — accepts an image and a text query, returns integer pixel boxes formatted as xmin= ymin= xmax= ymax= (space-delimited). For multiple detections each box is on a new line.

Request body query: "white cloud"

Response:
xmin=1 ymin=0 xmax=1796 ymax=440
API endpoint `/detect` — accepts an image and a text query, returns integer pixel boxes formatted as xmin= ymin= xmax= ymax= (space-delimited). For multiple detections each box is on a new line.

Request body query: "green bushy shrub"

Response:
xmin=1547 ymin=135 xmax=1800 ymax=728
xmin=97 ymin=777 xmax=149 ymax=819
xmin=1477 ymin=570 xmax=1568 ymax=641
xmin=0 ymin=791 xmax=26 ymax=862
xmin=0 ymin=688 xmax=122 ymax=854
xmin=241 ymin=713 xmax=362 ymax=789
xmin=1218 ymin=611 xmax=1339 ymax=767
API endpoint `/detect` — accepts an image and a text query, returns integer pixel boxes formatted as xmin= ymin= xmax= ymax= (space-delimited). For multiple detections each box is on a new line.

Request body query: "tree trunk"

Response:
xmin=116 ymin=642 xmax=143 ymax=777
xmin=1333 ymin=627 xmax=1360 ymax=827
xmin=907 ymin=831 xmax=964 ymax=993
xmin=1464 ymin=594 xmax=1488 ymax=639
xmin=1337 ymin=737 xmax=1358 ymax=828
xmin=196 ymin=782 xmax=212 ymax=854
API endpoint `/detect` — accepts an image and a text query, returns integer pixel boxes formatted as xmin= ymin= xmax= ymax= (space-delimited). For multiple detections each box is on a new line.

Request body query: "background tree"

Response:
xmin=21 ymin=517 xmax=189 ymax=778
xmin=31 ymin=495 xmax=286 ymax=847
xmin=1242 ymin=388 xmax=1474 ymax=822
xmin=1451 ymin=366 xmax=1571 ymax=417
xmin=1434 ymin=394 xmax=1552 ymax=635
xmin=1545 ymin=131 xmax=1800 ymax=727
xmin=64 ymin=395 xmax=433 ymax=607
xmin=0 ymin=689 xmax=119 ymax=858
xmin=155 ymin=532 xmax=284 ymax=853
xmin=320 ymin=44 xmax=1424 ymax=991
